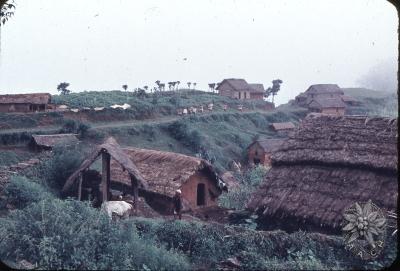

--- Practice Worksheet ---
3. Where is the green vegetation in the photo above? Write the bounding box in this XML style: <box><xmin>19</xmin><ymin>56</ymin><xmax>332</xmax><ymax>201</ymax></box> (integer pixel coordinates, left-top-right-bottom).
<box><xmin>0</xmin><ymin>198</ymin><xmax>190</xmax><ymax>270</ymax></box>
<box><xmin>219</xmin><ymin>165</ymin><xmax>268</xmax><ymax>210</ymax></box>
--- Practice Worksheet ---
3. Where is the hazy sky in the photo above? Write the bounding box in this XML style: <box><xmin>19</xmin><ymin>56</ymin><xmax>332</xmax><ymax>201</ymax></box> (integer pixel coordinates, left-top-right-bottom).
<box><xmin>0</xmin><ymin>0</ymin><xmax>397</xmax><ymax>105</ymax></box>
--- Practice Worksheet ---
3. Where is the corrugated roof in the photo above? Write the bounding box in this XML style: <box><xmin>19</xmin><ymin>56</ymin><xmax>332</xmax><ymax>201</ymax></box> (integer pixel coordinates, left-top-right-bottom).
<box><xmin>0</xmin><ymin>93</ymin><xmax>51</xmax><ymax>104</ymax></box>
<box><xmin>270</xmin><ymin>122</ymin><xmax>296</xmax><ymax>131</ymax></box>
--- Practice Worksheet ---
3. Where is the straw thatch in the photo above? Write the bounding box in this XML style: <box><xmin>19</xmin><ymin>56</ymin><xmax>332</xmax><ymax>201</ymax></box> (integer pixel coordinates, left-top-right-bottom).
<box><xmin>31</xmin><ymin>134</ymin><xmax>78</xmax><ymax>149</ymax></box>
<box><xmin>247</xmin><ymin>138</ymin><xmax>285</xmax><ymax>153</ymax></box>
<box><xmin>110</xmin><ymin>147</ymin><xmax>224</xmax><ymax>198</ymax></box>
<box><xmin>308</xmin><ymin>98</ymin><xmax>346</xmax><ymax>109</ymax></box>
<box><xmin>62</xmin><ymin>137</ymin><xmax>148</xmax><ymax>194</ymax></box>
<box><xmin>305</xmin><ymin>84</ymin><xmax>344</xmax><ymax>95</ymax></box>
<box><xmin>270</xmin><ymin>122</ymin><xmax>296</xmax><ymax>131</ymax></box>
<box><xmin>247</xmin><ymin>113</ymin><xmax>398</xmax><ymax>233</ymax></box>
<box><xmin>0</xmin><ymin>93</ymin><xmax>51</xmax><ymax>104</ymax></box>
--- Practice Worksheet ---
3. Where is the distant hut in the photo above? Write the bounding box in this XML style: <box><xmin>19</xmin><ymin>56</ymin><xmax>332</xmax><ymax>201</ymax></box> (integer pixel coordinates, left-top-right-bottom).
<box><xmin>0</xmin><ymin>93</ymin><xmax>51</xmax><ymax>113</ymax></box>
<box><xmin>270</xmin><ymin>122</ymin><xmax>296</xmax><ymax>136</ymax></box>
<box><xmin>307</xmin><ymin>98</ymin><xmax>346</xmax><ymax>115</ymax></box>
<box><xmin>341</xmin><ymin>95</ymin><xmax>361</xmax><ymax>106</ymax></box>
<box><xmin>110</xmin><ymin>148</ymin><xmax>227</xmax><ymax>215</ymax></box>
<box><xmin>30</xmin><ymin>134</ymin><xmax>79</xmax><ymax>151</ymax></box>
<box><xmin>247</xmin><ymin>138</ymin><xmax>285</xmax><ymax>166</ymax></box>
<box><xmin>217</xmin><ymin>79</ymin><xmax>265</xmax><ymax>100</ymax></box>
<box><xmin>62</xmin><ymin>137</ymin><xmax>148</xmax><ymax>210</ymax></box>
<box><xmin>247</xmin><ymin>114</ymin><xmax>398</xmax><ymax>234</ymax></box>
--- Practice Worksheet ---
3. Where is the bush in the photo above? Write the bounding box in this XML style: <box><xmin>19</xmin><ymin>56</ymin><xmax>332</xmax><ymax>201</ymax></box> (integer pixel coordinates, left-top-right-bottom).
<box><xmin>1</xmin><ymin>176</ymin><xmax>54</xmax><ymax>209</ymax></box>
<box><xmin>36</xmin><ymin>145</ymin><xmax>84</xmax><ymax>192</ymax></box>
<box><xmin>60</xmin><ymin>119</ymin><xmax>91</xmax><ymax>138</ymax></box>
<box><xmin>0</xmin><ymin>199</ymin><xmax>190</xmax><ymax>270</ymax></box>
<box><xmin>219</xmin><ymin>166</ymin><xmax>268</xmax><ymax>210</ymax></box>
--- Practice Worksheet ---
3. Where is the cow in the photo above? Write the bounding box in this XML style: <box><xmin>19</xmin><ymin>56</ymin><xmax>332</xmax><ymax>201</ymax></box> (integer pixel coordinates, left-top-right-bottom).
<box><xmin>101</xmin><ymin>200</ymin><xmax>134</xmax><ymax>220</ymax></box>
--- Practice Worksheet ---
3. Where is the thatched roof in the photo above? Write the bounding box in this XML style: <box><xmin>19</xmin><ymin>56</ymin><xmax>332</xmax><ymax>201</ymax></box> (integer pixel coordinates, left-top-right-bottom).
<box><xmin>110</xmin><ymin>147</ymin><xmax>225</xmax><ymax>198</ymax></box>
<box><xmin>308</xmin><ymin>98</ymin><xmax>346</xmax><ymax>109</ymax></box>
<box><xmin>247</xmin><ymin>114</ymin><xmax>398</xmax><ymax>232</ymax></box>
<box><xmin>249</xmin><ymin>83</ymin><xmax>265</xmax><ymax>93</ymax></box>
<box><xmin>0</xmin><ymin>93</ymin><xmax>51</xmax><ymax>104</ymax></box>
<box><xmin>305</xmin><ymin>84</ymin><xmax>344</xmax><ymax>95</ymax></box>
<box><xmin>31</xmin><ymin>134</ymin><xmax>78</xmax><ymax>148</ymax></box>
<box><xmin>341</xmin><ymin>95</ymin><xmax>358</xmax><ymax>103</ymax></box>
<box><xmin>270</xmin><ymin>122</ymin><xmax>296</xmax><ymax>131</ymax></box>
<box><xmin>248</xmin><ymin>139</ymin><xmax>285</xmax><ymax>153</ymax></box>
<box><xmin>62</xmin><ymin>137</ymin><xmax>148</xmax><ymax>194</ymax></box>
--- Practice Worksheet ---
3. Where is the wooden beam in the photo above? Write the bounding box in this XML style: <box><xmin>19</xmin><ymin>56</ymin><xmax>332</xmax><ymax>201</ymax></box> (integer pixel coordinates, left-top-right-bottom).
<box><xmin>131</xmin><ymin>177</ymin><xmax>138</xmax><ymax>214</ymax></box>
<box><xmin>101</xmin><ymin>151</ymin><xmax>111</xmax><ymax>203</ymax></box>
<box><xmin>78</xmin><ymin>174</ymin><xmax>82</xmax><ymax>201</ymax></box>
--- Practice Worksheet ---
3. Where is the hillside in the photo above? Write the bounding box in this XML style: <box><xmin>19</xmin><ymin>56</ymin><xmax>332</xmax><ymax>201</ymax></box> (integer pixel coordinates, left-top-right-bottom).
<box><xmin>0</xmin><ymin>90</ymin><xmax>307</xmax><ymax>172</ymax></box>
<box><xmin>342</xmin><ymin>87</ymin><xmax>398</xmax><ymax>117</ymax></box>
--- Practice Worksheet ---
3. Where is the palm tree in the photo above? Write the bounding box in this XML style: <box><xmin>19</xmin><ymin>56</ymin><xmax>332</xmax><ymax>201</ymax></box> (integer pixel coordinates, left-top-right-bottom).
<box><xmin>171</xmin><ymin>82</ymin><xmax>176</xmax><ymax>91</ymax></box>
<box><xmin>122</xmin><ymin>84</ymin><xmax>128</xmax><ymax>91</ymax></box>
<box><xmin>176</xmin><ymin>81</ymin><xmax>180</xmax><ymax>91</ymax></box>
<box><xmin>143</xmin><ymin>86</ymin><xmax>149</xmax><ymax>92</ymax></box>
<box><xmin>187</xmin><ymin>82</ymin><xmax>191</xmax><ymax>89</ymax></box>
<box><xmin>193</xmin><ymin>82</ymin><xmax>197</xmax><ymax>90</ymax></box>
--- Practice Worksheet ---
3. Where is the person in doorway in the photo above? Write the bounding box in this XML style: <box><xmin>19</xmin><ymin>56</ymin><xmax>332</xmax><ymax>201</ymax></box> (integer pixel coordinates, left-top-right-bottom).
<box><xmin>172</xmin><ymin>189</ymin><xmax>183</xmax><ymax>220</ymax></box>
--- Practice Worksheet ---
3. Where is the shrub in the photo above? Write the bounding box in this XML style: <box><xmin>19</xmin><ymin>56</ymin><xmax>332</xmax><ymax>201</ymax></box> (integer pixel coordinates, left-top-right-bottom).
<box><xmin>0</xmin><ymin>199</ymin><xmax>190</xmax><ymax>270</ymax></box>
<box><xmin>219</xmin><ymin>166</ymin><xmax>268</xmax><ymax>210</ymax></box>
<box><xmin>0</xmin><ymin>151</ymin><xmax>20</xmax><ymax>167</ymax></box>
<box><xmin>1</xmin><ymin>176</ymin><xmax>54</xmax><ymax>209</ymax></box>
<box><xmin>36</xmin><ymin>145</ymin><xmax>84</xmax><ymax>192</ymax></box>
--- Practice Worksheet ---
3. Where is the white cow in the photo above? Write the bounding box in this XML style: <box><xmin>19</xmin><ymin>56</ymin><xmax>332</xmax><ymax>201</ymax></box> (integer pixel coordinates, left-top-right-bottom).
<box><xmin>101</xmin><ymin>201</ymin><xmax>133</xmax><ymax>220</ymax></box>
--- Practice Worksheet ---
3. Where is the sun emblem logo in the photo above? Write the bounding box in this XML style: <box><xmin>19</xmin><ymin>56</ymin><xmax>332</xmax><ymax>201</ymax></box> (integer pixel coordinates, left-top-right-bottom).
<box><xmin>342</xmin><ymin>200</ymin><xmax>387</xmax><ymax>260</ymax></box>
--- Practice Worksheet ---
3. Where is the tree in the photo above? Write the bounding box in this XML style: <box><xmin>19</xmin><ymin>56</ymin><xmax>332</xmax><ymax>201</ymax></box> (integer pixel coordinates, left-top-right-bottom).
<box><xmin>57</xmin><ymin>82</ymin><xmax>71</xmax><ymax>95</ymax></box>
<box><xmin>122</xmin><ymin>84</ymin><xmax>128</xmax><ymax>91</ymax></box>
<box><xmin>264</xmin><ymin>87</ymin><xmax>272</xmax><ymax>101</ymax></box>
<box><xmin>0</xmin><ymin>0</ymin><xmax>15</xmax><ymax>25</ymax></box>
<box><xmin>208</xmin><ymin>83</ymin><xmax>216</xmax><ymax>93</ymax></box>
<box><xmin>187</xmin><ymin>82</ymin><xmax>191</xmax><ymax>89</ymax></box>
<box><xmin>268</xmin><ymin>79</ymin><xmax>283</xmax><ymax>104</ymax></box>
<box><xmin>143</xmin><ymin>85</ymin><xmax>148</xmax><ymax>92</ymax></box>
<box><xmin>193</xmin><ymin>82</ymin><xmax>197</xmax><ymax>90</ymax></box>
<box><xmin>176</xmin><ymin>81</ymin><xmax>180</xmax><ymax>91</ymax></box>
<box><xmin>168</xmin><ymin>82</ymin><xmax>173</xmax><ymax>91</ymax></box>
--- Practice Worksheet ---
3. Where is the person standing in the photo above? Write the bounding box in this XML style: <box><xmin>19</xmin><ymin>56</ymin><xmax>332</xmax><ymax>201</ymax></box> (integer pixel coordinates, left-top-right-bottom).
<box><xmin>172</xmin><ymin>189</ymin><xmax>183</xmax><ymax>220</ymax></box>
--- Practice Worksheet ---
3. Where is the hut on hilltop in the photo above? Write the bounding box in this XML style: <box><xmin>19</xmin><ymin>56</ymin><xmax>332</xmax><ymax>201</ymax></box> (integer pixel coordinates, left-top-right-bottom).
<box><xmin>110</xmin><ymin>148</ymin><xmax>227</xmax><ymax>214</ymax></box>
<box><xmin>247</xmin><ymin>113</ymin><xmax>398</xmax><ymax>234</ymax></box>
<box><xmin>30</xmin><ymin>134</ymin><xmax>79</xmax><ymax>151</ymax></box>
<box><xmin>0</xmin><ymin>93</ymin><xmax>51</xmax><ymax>113</ymax></box>
<box><xmin>62</xmin><ymin>137</ymin><xmax>148</xmax><ymax>210</ymax></box>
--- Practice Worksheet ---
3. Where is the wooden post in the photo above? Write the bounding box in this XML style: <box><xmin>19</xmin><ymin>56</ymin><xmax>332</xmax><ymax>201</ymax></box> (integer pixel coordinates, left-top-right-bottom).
<box><xmin>101</xmin><ymin>151</ymin><xmax>111</xmax><ymax>203</ymax></box>
<box><xmin>78</xmin><ymin>174</ymin><xmax>83</xmax><ymax>201</ymax></box>
<box><xmin>131</xmin><ymin>177</ymin><xmax>138</xmax><ymax>214</ymax></box>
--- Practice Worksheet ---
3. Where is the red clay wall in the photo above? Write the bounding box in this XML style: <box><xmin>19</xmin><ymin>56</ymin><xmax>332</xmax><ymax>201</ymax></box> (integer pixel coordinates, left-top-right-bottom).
<box><xmin>180</xmin><ymin>171</ymin><xmax>221</xmax><ymax>209</ymax></box>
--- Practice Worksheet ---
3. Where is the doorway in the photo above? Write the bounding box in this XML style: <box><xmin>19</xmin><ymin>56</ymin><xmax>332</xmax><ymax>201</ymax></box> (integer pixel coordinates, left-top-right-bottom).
<box><xmin>197</xmin><ymin>183</ymin><xmax>206</xmax><ymax>206</ymax></box>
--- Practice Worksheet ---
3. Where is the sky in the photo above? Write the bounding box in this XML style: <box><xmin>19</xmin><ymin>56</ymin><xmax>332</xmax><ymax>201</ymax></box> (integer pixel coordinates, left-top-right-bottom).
<box><xmin>0</xmin><ymin>0</ymin><xmax>397</xmax><ymax>105</ymax></box>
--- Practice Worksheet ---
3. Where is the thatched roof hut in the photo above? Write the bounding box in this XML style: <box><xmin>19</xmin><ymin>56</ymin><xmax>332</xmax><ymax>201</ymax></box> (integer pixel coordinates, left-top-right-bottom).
<box><xmin>247</xmin><ymin>113</ymin><xmax>398</xmax><ymax>233</ymax></box>
<box><xmin>0</xmin><ymin>93</ymin><xmax>51</xmax><ymax>104</ymax></box>
<box><xmin>30</xmin><ymin>134</ymin><xmax>78</xmax><ymax>150</ymax></box>
<box><xmin>110</xmin><ymin>147</ymin><xmax>225</xmax><ymax>198</ymax></box>
<box><xmin>270</xmin><ymin>122</ymin><xmax>296</xmax><ymax>131</ymax></box>
<box><xmin>62</xmin><ymin>137</ymin><xmax>148</xmax><ymax>195</ymax></box>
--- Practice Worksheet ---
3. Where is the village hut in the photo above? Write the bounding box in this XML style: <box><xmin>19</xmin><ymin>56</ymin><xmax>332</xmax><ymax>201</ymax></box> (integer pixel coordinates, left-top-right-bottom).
<box><xmin>270</xmin><ymin>122</ymin><xmax>296</xmax><ymax>136</ymax></box>
<box><xmin>341</xmin><ymin>95</ymin><xmax>361</xmax><ymax>106</ymax></box>
<box><xmin>62</xmin><ymin>137</ymin><xmax>148</xmax><ymax>210</ymax></box>
<box><xmin>30</xmin><ymin>134</ymin><xmax>79</xmax><ymax>151</ymax></box>
<box><xmin>247</xmin><ymin>138</ymin><xmax>285</xmax><ymax>166</ymax></box>
<box><xmin>110</xmin><ymin>148</ymin><xmax>227</xmax><ymax>215</ymax></box>
<box><xmin>247</xmin><ymin>113</ymin><xmax>398</xmax><ymax>234</ymax></box>
<box><xmin>0</xmin><ymin>93</ymin><xmax>51</xmax><ymax>113</ymax></box>
<box><xmin>216</xmin><ymin>78</ymin><xmax>265</xmax><ymax>100</ymax></box>
<box><xmin>307</xmin><ymin>98</ymin><xmax>346</xmax><ymax>115</ymax></box>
